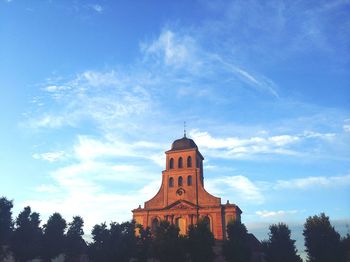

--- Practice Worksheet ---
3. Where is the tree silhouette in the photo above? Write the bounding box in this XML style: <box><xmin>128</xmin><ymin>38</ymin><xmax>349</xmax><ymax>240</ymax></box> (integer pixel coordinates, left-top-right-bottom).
<box><xmin>152</xmin><ymin>220</ymin><xmax>186</xmax><ymax>262</ymax></box>
<box><xmin>135</xmin><ymin>225</ymin><xmax>152</xmax><ymax>262</ymax></box>
<box><xmin>88</xmin><ymin>222</ymin><xmax>110</xmax><ymax>262</ymax></box>
<box><xmin>110</xmin><ymin>221</ymin><xmax>136</xmax><ymax>262</ymax></box>
<box><xmin>187</xmin><ymin>218</ymin><xmax>215</xmax><ymax>262</ymax></box>
<box><xmin>0</xmin><ymin>197</ymin><xmax>13</xmax><ymax>260</ymax></box>
<box><xmin>88</xmin><ymin>221</ymin><xmax>136</xmax><ymax>262</ymax></box>
<box><xmin>42</xmin><ymin>212</ymin><xmax>67</xmax><ymax>262</ymax></box>
<box><xmin>65</xmin><ymin>216</ymin><xmax>86</xmax><ymax>262</ymax></box>
<box><xmin>11</xmin><ymin>206</ymin><xmax>42</xmax><ymax>262</ymax></box>
<box><xmin>262</xmin><ymin>223</ymin><xmax>302</xmax><ymax>262</ymax></box>
<box><xmin>223</xmin><ymin>220</ymin><xmax>252</xmax><ymax>262</ymax></box>
<box><xmin>341</xmin><ymin>233</ymin><xmax>350</xmax><ymax>262</ymax></box>
<box><xmin>303</xmin><ymin>213</ymin><xmax>342</xmax><ymax>262</ymax></box>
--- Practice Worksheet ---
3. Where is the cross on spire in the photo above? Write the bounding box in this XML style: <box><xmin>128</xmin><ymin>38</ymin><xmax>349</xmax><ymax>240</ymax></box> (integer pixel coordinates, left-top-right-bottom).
<box><xmin>184</xmin><ymin>121</ymin><xmax>186</xmax><ymax>137</ymax></box>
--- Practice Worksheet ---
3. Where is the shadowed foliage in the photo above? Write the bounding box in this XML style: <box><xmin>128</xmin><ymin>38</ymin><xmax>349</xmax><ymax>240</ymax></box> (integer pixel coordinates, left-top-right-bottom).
<box><xmin>223</xmin><ymin>220</ymin><xmax>252</xmax><ymax>262</ymax></box>
<box><xmin>0</xmin><ymin>197</ymin><xmax>13</xmax><ymax>260</ymax></box>
<box><xmin>303</xmin><ymin>213</ymin><xmax>343</xmax><ymax>262</ymax></box>
<box><xmin>341</xmin><ymin>233</ymin><xmax>350</xmax><ymax>262</ymax></box>
<box><xmin>262</xmin><ymin>223</ymin><xmax>302</xmax><ymax>262</ymax></box>
<box><xmin>42</xmin><ymin>212</ymin><xmax>67</xmax><ymax>262</ymax></box>
<box><xmin>187</xmin><ymin>218</ymin><xmax>215</xmax><ymax>262</ymax></box>
<box><xmin>11</xmin><ymin>206</ymin><xmax>42</xmax><ymax>262</ymax></box>
<box><xmin>65</xmin><ymin>216</ymin><xmax>87</xmax><ymax>262</ymax></box>
<box><xmin>152</xmin><ymin>220</ymin><xmax>186</xmax><ymax>262</ymax></box>
<box><xmin>88</xmin><ymin>221</ymin><xmax>136</xmax><ymax>262</ymax></box>
<box><xmin>135</xmin><ymin>224</ymin><xmax>153</xmax><ymax>262</ymax></box>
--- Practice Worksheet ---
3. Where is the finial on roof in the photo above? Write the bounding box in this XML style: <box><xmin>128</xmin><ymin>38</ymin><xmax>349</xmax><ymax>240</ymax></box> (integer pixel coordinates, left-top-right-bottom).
<box><xmin>184</xmin><ymin>121</ymin><xmax>186</xmax><ymax>137</ymax></box>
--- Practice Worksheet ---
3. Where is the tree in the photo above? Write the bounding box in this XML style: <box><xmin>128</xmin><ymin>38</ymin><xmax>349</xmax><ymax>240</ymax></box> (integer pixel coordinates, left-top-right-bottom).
<box><xmin>223</xmin><ymin>220</ymin><xmax>252</xmax><ymax>262</ymax></box>
<box><xmin>135</xmin><ymin>225</ymin><xmax>152</xmax><ymax>262</ymax></box>
<box><xmin>110</xmin><ymin>221</ymin><xmax>136</xmax><ymax>262</ymax></box>
<box><xmin>0</xmin><ymin>197</ymin><xmax>14</xmax><ymax>260</ymax></box>
<box><xmin>65</xmin><ymin>216</ymin><xmax>86</xmax><ymax>262</ymax></box>
<box><xmin>42</xmin><ymin>212</ymin><xmax>67</xmax><ymax>262</ymax></box>
<box><xmin>187</xmin><ymin>218</ymin><xmax>215</xmax><ymax>262</ymax></box>
<box><xmin>262</xmin><ymin>223</ymin><xmax>302</xmax><ymax>262</ymax></box>
<box><xmin>152</xmin><ymin>220</ymin><xmax>186</xmax><ymax>262</ymax></box>
<box><xmin>11</xmin><ymin>206</ymin><xmax>42</xmax><ymax>262</ymax></box>
<box><xmin>303</xmin><ymin>213</ymin><xmax>342</xmax><ymax>262</ymax></box>
<box><xmin>88</xmin><ymin>222</ymin><xmax>110</xmax><ymax>262</ymax></box>
<box><xmin>341</xmin><ymin>233</ymin><xmax>350</xmax><ymax>262</ymax></box>
<box><xmin>88</xmin><ymin>221</ymin><xmax>136</xmax><ymax>262</ymax></box>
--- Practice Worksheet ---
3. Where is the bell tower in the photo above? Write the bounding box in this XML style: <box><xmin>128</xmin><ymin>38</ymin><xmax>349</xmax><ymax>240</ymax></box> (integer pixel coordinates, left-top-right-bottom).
<box><xmin>132</xmin><ymin>135</ymin><xmax>242</xmax><ymax>240</ymax></box>
<box><xmin>163</xmin><ymin>135</ymin><xmax>204</xmax><ymax>206</ymax></box>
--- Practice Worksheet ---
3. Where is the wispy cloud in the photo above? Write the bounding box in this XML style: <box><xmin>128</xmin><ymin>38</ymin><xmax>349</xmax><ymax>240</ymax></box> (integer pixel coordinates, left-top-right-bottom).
<box><xmin>189</xmin><ymin>129</ymin><xmax>336</xmax><ymax>159</ymax></box>
<box><xmin>89</xmin><ymin>4</ymin><xmax>103</xmax><ymax>13</ymax></box>
<box><xmin>142</xmin><ymin>30</ymin><xmax>198</xmax><ymax>69</ymax></box>
<box><xmin>211</xmin><ymin>54</ymin><xmax>279</xmax><ymax>97</ymax></box>
<box><xmin>275</xmin><ymin>174</ymin><xmax>350</xmax><ymax>190</ymax></box>
<box><xmin>343</xmin><ymin>119</ymin><xmax>350</xmax><ymax>133</ymax></box>
<box><xmin>32</xmin><ymin>151</ymin><xmax>66</xmax><ymax>162</ymax></box>
<box><xmin>256</xmin><ymin>209</ymin><xmax>299</xmax><ymax>219</ymax></box>
<box><xmin>206</xmin><ymin>175</ymin><xmax>265</xmax><ymax>204</ymax></box>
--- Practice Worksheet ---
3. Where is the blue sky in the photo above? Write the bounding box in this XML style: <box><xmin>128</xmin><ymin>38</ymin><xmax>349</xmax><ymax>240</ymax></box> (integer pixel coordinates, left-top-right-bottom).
<box><xmin>1</xmin><ymin>0</ymin><xmax>350</xmax><ymax>257</ymax></box>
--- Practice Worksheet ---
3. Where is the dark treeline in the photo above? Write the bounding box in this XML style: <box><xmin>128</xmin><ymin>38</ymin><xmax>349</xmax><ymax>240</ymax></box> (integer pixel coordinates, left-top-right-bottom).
<box><xmin>0</xmin><ymin>196</ymin><xmax>349</xmax><ymax>262</ymax></box>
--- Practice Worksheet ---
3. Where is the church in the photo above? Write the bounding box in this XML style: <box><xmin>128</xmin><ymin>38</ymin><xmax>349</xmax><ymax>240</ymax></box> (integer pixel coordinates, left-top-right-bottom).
<box><xmin>132</xmin><ymin>134</ymin><xmax>242</xmax><ymax>240</ymax></box>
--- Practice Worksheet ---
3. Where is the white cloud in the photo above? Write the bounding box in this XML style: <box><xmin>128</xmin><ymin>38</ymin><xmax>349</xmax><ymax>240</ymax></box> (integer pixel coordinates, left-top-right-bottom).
<box><xmin>206</xmin><ymin>175</ymin><xmax>264</xmax><ymax>204</ymax></box>
<box><xmin>302</xmin><ymin>130</ymin><xmax>335</xmax><ymax>139</ymax></box>
<box><xmin>211</xmin><ymin>54</ymin><xmax>279</xmax><ymax>97</ymax></box>
<box><xmin>45</xmin><ymin>85</ymin><xmax>71</xmax><ymax>92</ymax></box>
<box><xmin>188</xmin><ymin>129</ymin><xmax>340</xmax><ymax>159</ymax></box>
<box><xmin>344</xmin><ymin>124</ymin><xmax>350</xmax><ymax>133</ymax></box>
<box><xmin>35</xmin><ymin>184</ymin><xmax>60</xmax><ymax>193</ymax></box>
<box><xmin>189</xmin><ymin>129</ymin><xmax>300</xmax><ymax>159</ymax></box>
<box><xmin>275</xmin><ymin>174</ymin><xmax>350</xmax><ymax>190</ymax></box>
<box><xmin>29</xmin><ymin>115</ymin><xmax>67</xmax><ymax>128</ymax></box>
<box><xmin>256</xmin><ymin>209</ymin><xmax>299</xmax><ymax>219</ymax></box>
<box><xmin>32</xmin><ymin>151</ymin><xmax>66</xmax><ymax>162</ymax></box>
<box><xmin>90</xmin><ymin>4</ymin><xmax>103</xmax><ymax>13</ymax></box>
<box><xmin>73</xmin><ymin>135</ymin><xmax>164</xmax><ymax>166</ymax></box>
<box><xmin>343</xmin><ymin>120</ymin><xmax>350</xmax><ymax>133</ymax></box>
<box><xmin>27</xmin><ymin>69</ymin><xmax>154</xmax><ymax>130</ymax></box>
<box><xmin>142</xmin><ymin>30</ymin><xmax>197</xmax><ymax>68</ymax></box>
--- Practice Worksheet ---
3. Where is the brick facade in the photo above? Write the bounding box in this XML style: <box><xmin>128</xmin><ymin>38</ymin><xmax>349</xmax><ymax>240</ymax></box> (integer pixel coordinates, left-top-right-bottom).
<box><xmin>132</xmin><ymin>136</ymin><xmax>242</xmax><ymax>240</ymax></box>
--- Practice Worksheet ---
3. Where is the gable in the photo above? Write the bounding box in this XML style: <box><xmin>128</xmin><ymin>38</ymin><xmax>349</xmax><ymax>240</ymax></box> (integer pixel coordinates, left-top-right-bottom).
<box><xmin>166</xmin><ymin>200</ymin><xmax>198</xmax><ymax>210</ymax></box>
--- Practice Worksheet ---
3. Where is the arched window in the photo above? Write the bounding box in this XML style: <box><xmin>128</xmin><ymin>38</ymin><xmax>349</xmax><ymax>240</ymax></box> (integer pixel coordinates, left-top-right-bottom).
<box><xmin>169</xmin><ymin>158</ymin><xmax>174</xmax><ymax>169</ymax></box>
<box><xmin>169</xmin><ymin>177</ymin><xmax>174</xmax><ymax>187</ymax></box>
<box><xmin>187</xmin><ymin>175</ymin><xmax>192</xmax><ymax>186</ymax></box>
<box><xmin>151</xmin><ymin>218</ymin><xmax>159</xmax><ymax>232</ymax></box>
<box><xmin>187</xmin><ymin>156</ymin><xmax>192</xmax><ymax>167</ymax></box>
<box><xmin>203</xmin><ymin>216</ymin><xmax>211</xmax><ymax>232</ymax></box>
<box><xmin>178</xmin><ymin>157</ymin><xmax>183</xmax><ymax>168</ymax></box>
<box><xmin>178</xmin><ymin>176</ymin><xmax>183</xmax><ymax>186</ymax></box>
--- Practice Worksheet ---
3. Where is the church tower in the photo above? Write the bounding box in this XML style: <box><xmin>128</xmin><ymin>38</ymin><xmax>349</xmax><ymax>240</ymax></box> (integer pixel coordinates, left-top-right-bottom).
<box><xmin>132</xmin><ymin>135</ymin><xmax>242</xmax><ymax>239</ymax></box>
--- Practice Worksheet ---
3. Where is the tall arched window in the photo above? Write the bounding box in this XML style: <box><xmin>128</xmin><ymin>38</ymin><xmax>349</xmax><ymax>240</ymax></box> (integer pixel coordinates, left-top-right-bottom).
<box><xmin>169</xmin><ymin>158</ymin><xmax>174</xmax><ymax>169</ymax></box>
<box><xmin>196</xmin><ymin>158</ymin><xmax>200</xmax><ymax>168</ymax></box>
<box><xmin>178</xmin><ymin>157</ymin><xmax>183</xmax><ymax>168</ymax></box>
<box><xmin>203</xmin><ymin>216</ymin><xmax>211</xmax><ymax>232</ymax></box>
<box><xmin>178</xmin><ymin>176</ymin><xmax>183</xmax><ymax>186</ymax></box>
<box><xmin>187</xmin><ymin>156</ymin><xmax>192</xmax><ymax>167</ymax></box>
<box><xmin>169</xmin><ymin>177</ymin><xmax>174</xmax><ymax>187</ymax></box>
<box><xmin>187</xmin><ymin>175</ymin><xmax>192</xmax><ymax>186</ymax></box>
<box><xmin>151</xmin><ymin>218</ymin><xmax>159</xmax><ymax>232</ymax></box>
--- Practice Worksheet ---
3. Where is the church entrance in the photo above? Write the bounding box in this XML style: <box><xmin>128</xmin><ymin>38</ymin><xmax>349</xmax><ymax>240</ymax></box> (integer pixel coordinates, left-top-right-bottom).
<box><xmin>176</xmin><ymin>217</ymin><xmax>186</xmax><ymax>235</ymax></box>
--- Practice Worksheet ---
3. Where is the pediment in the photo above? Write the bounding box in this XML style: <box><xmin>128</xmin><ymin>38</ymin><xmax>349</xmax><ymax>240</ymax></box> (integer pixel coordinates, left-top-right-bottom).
<box><xmin>166</xmin><ymin>200</ymin><xmax>198</xmax><ymax>210</ymax></box>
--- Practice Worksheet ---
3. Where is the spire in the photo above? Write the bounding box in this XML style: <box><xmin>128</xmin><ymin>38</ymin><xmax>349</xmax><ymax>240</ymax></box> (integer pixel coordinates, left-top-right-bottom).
<box><xmin>184</xmin><ymin>121</ymin><xmax>186</xmax><ymax>137</ymax></box>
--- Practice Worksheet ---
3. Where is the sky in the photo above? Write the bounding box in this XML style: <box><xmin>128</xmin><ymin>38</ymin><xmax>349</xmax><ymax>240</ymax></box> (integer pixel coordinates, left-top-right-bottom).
<box><xmin>1</xmin><ymin>0</ymin><xmax>350</xmax><ymax>257</ymax></box>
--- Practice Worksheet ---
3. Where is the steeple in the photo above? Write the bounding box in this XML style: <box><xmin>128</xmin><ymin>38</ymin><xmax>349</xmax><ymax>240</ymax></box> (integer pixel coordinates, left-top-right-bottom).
<box><xmin>184</xmin><ymin>121</ymin><xmax>186</xmax><ymax>138</ymax></box>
